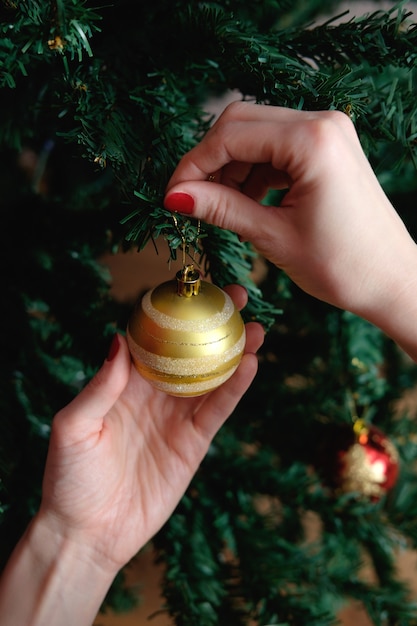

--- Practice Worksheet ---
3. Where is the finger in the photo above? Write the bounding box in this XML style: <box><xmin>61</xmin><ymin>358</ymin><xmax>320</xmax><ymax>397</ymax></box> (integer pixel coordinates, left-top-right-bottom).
<box><xmin>166</xmin><ymin>180</ymin><xmax>279</xmax><ymax>246</ymax></box>
<box><xmin>165</xmin><ymin>103</ymin><xmax>356</xmax><ymax>194</ymax></box>
<box><xmin>222</xmin><ymin>283</ymin><xmax>248</xmax><ymax>310</ymax></box>
<box><xmin>193</xmin><ymin>352</ymin><xmax>259</xmax><ymax>440</ymax></box>
<box><xmin>244</xmin><ymin>321</ymin><xmax>265</xmax><ymax>354</ymax></box>
<box><xmin>165</xmin><ymin>102</ymin><xmax>322</xmax><ymax>189</ymax></box>
<box><xmin>166</xmin><ymin>119</ymin><xmax>294</xmax><ymax>188</ymax></box>
<box><xmin>214</xmin><ymin>100</ymin><xmax>318</xmax><ymax>125</ymax></box>
<box><xmin>53</xmin><ymin>334</ymin><xmax>131</xmax><ymax>439</ymax></box>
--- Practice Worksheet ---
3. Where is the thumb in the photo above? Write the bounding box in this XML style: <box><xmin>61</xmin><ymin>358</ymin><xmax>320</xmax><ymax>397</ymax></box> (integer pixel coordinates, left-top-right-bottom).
<box><xmin>53</xmin><ymin>334</ymin><xmax>131</xmax><ymax>438</ymax></box>
<box><xmin>164</xmin><ymin>181</ymin><xmax>274</xmax><ymax>244</ymax></box>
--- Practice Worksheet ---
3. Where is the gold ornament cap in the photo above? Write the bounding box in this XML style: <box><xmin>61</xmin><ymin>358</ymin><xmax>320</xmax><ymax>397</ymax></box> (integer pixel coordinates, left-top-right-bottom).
<box><xmin>176</xmin><ymin>264</ymin><xmax>201</xmax><ymax>297</ymax></box>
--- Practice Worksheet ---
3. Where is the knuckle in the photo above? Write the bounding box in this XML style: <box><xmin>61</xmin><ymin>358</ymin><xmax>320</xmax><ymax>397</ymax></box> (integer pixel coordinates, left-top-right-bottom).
<box><xmin>304</xmin><ymin>111</ymin><xmax>356</xmax><ymax>158</ymax></box>
<box><xmin>218</xmin><ymin>100</ymin><xmax>250</xmax><ymax>122</ymax></box>
<box><xmin>206</xmin><ymin>117</ymin><xmax>239</xmax><ymax>163</ymax></box>
<box><xmin>325</xmin><ymin>108</ymin><xmax>356</xmax><ymax>133</ymax></box>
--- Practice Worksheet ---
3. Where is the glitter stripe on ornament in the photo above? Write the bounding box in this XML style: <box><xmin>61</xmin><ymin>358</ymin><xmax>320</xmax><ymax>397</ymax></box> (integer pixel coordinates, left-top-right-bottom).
<box><xmin>132</xmin><ymin>317</ymin><xmax>244</xmax><ymax>358</ymax></box>
<box><xmin>129</xmin><ymin>328</ymin><xmax>246</xmax><ymax>376</ymax></box>
<box><xmin>144</xmin><ymin>365</ymin><xmax>241</xmax><ymax>396</ymax></box>
<box><xmin>141</xmin><ymin>287</ymin><xmax>234</xmax><ymax>331</ymax></box>
<box><xmin>129</xmin><ymin>335</ymin><xmax>244</xmax><ymax>397</ymax></box>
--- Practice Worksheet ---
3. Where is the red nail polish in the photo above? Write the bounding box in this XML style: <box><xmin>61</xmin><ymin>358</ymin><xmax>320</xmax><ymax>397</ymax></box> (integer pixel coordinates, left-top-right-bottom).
<box><xmin>107</xmin><ymin>334</ymin><xmax>120</xmax><ymax>361</ymax></box>
<box><xmin>164</xmin><ymin>192</ymin><xmax>195</xmax><ymax>214</ymax></box>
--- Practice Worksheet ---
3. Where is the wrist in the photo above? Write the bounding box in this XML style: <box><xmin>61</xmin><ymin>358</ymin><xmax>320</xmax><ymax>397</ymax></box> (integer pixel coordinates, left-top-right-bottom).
<box><xmin>0</xmin><ymin>512</ymin><xmax>117</xmax><ymax>626</ymax></box>
<box><xmin>353</xmin><ymin>238</ymin><xmax>417</xmax><ymax>362</ymax></box>
<box><xmin>34</xmin><ymin>508</ymin><xmax>121</xmax><ymax>578</ymax></box>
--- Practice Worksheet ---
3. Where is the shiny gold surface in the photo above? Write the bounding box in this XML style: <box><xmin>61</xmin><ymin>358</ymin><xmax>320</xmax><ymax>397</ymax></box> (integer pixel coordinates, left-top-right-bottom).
<box><xmin>176</xmin><ymin>265</ymin><xmax>201</xmax><ymax>297</ymax></box>
<box><xmin>127</xmin><ymin>277</ymin><xmax>245</xmax><ymax>397</ymax></box>
<box><xmin>150</xmin><ymin>279</ymin><xmax>227</xmax><ymax>319</ymax></box>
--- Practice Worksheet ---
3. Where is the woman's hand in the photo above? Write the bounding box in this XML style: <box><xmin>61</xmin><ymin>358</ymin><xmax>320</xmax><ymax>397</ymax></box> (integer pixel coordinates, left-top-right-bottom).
<box><xmin>38</xmin><ymin>285</ymin><xmax>263</xmax><ymax>572</ymax></box>
<box><xmin>0</xmin><ymin>285</ymin><xmax>263</xmax><ymax>626</ymax></box>
<box><xmin>164</xmin><ymin>101</ymin><xmax>417</xmax><ymax>359</ymax></box>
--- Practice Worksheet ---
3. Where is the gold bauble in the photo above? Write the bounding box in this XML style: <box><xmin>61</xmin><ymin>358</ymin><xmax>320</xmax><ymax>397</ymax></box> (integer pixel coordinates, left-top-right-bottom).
<box><xmin>126</xmin><ymin>265</ymin><xmax>246</xmax><ymax>397</ymax></box>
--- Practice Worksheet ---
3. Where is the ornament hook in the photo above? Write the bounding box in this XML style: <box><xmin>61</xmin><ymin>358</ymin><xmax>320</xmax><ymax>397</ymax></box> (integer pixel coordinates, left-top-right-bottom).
<box><xmin>171</xmin><ymin>214</ymin><xmax>202</xmax><ymax>269</ymax></box>
<box><xmin>171</xmin><ymin>214</ymin><xmax>202</xmax><ymax>295</ymax></box>
<box><xmin>171</xmin><ymin>213</ymin><xmax>187</xmax><ymax>267</ymax></box>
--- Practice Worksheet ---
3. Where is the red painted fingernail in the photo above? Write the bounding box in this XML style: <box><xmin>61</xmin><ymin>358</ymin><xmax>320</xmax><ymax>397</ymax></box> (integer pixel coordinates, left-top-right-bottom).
<box><xmin>106</xmin><ymin>334</ymin><xmax>120</xmax><ymax>361</ymax></box>
<box><xmin>164</xmin><ymin>192</ymin><xmax>195</xmax><ymax>214</ymax></box>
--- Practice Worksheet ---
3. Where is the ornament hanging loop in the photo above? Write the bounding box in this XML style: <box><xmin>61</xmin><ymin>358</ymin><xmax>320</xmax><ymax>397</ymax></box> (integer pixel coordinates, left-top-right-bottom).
<box><xmin>171</xmin><ymin>214</ymin><xmax>202</xmax><ymax>295</ymax></box>
<box><xmin>171</xmin><ymin>213</ymin><xmax>202</xmax><ymax>269</ymax></box>
<box><xmin>171</xmin><ymin>213</ymin><xmax>187</xmax><ymax>267</ymax></box>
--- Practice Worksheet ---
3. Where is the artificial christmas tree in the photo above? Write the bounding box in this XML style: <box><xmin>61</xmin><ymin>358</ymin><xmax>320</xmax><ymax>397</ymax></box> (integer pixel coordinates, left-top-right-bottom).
<box><xmin>2</xmin><ymin>1</ymin><xmax>417</xmax><ymax>624</ymax></box>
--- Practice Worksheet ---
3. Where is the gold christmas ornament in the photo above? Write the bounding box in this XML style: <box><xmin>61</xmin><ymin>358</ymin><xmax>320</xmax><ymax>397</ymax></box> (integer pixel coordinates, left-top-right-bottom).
<box><xmin>126</xmin><ymin>264</ymin><xmax>246</xmax><ymax>397</ymax></box>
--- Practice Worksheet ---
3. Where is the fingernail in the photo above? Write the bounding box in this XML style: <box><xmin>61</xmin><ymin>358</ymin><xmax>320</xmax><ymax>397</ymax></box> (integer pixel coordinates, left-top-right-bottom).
<box><xmin>106</xmin><ymin>334</ymin><xmax>120</xmax><ymax>362</ymax></box>
<box><xmin>164</xmin><ymin>192</ymin><xmax>195</xmax><ymax>214</ymax></box>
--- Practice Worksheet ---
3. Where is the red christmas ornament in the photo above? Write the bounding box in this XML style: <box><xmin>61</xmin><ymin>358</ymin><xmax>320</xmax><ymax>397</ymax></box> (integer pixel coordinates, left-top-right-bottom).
<box><xmin>336</xmin><ymin>419</ymin><xmax>399</xmax><ymax>500</ymax></box>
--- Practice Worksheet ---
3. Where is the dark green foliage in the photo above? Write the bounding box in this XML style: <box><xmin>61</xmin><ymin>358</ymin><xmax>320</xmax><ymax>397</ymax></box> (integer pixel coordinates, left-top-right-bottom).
<box><xmin>2</xmin><ymin>0</ymin><xmax>417</xmax><ymax>624</ymax></box>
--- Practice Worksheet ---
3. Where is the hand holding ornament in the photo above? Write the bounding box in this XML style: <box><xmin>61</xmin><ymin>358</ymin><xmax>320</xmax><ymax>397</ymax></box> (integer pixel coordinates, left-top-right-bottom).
<box><xmin>164</xmin><ymin>101</ymin><xmax>417</xmax><ymax>362</ymax></box>
<box><xmin>0</xmin><ymin>286</ymin><xmax>264</xmax><ymax>626</ymax></box>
